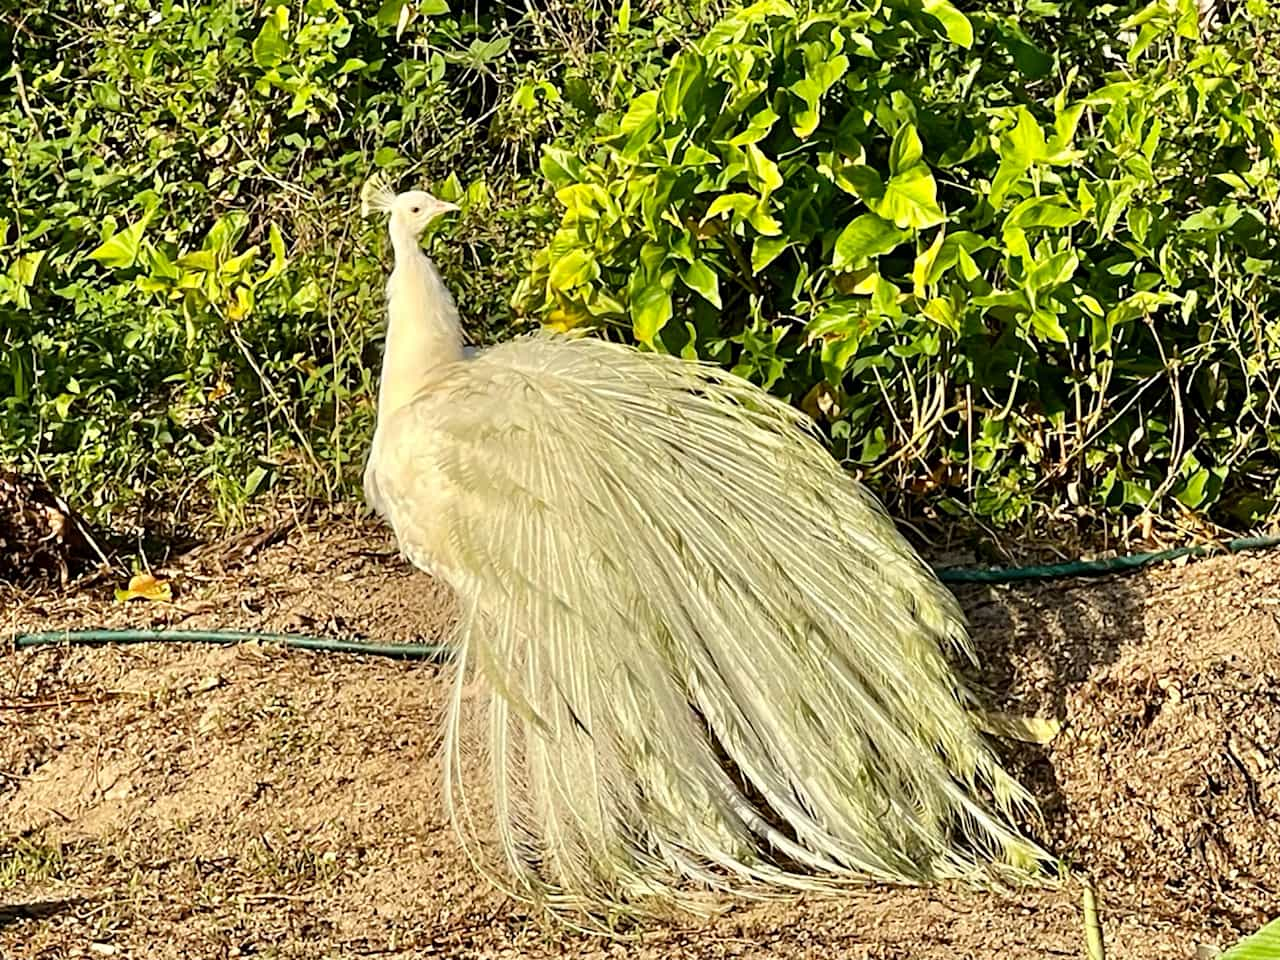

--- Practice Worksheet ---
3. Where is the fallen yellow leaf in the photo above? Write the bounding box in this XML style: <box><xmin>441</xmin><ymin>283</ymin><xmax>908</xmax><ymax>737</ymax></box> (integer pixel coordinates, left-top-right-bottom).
<box><xmin>971</xmin><ymin>710</ymin><xmax>1062</xmax><ymax>744</ymax></box>
<box><xmin>114</xmin><ymin>572</ymin><xmax>173</xmax><ymax>603</ymax></box>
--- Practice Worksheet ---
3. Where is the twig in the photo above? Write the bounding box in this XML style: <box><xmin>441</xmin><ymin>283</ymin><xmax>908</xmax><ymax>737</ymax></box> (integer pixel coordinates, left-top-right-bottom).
<box><xmin>10</xmin><ymin>29</ymin><xmax>45</xmax><ymax>143</ymax></box>
<box><xmin>224</xmin><ymin>129</ymin><xmax>316</xmax><ymax>201</ymax></box>
<box><xmin>720</xmin><ymin>231</ymin><xmax>763</xmax><ymax>296</ymax></box>
<box><xmin>225</xmin><ymin>323</ymin><xmax>323</xmax><ymax>475</ymax></box>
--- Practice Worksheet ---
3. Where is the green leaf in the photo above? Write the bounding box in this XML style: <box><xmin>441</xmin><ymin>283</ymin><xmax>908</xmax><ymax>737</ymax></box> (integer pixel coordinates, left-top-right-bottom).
<box><xmin>631</xmin><ymin>282</ymin><xmax>673</xmax><ymax>345</ymax></box>
<box><xmin>221</xmin><ymin>245</ymin><xmax>259</xmax><ymax>277</ymax></box>
<box><xmin>1004</xmin><ymin>196</ymin><xmax>1083</xmax><ymax>231</ymax></box>
<box><xmin>922</xmin><ymin>296</ymin><xmax>959</xmax><ymax>332</ymax></box>
<box><xmin>833</xmin><ymin>214</ymin><xmax>909</xmax><ymax>268</ymax></box>
<box><xmin>374</xmin><ymin>0</ymin><xmax>405</xmax><ymax>25</ymax></box>
<box><xmin>1001</xmin><ymin>32</ymin><xmax>1053</xmax><ymax>78</ymax></box>
<box><xmin>1180</xmin><ymin>204</ymin><xmax>1243</xmax><ymax>234</ymax></box>
<box><xmin>205</xmin><ymin>212</ymin><xmax>248</xmax><ymax>255</ymax></box>
<box><xmin>1004</xmin><ymin>108</ymin><xmax>1048</xmax><ymax>167</ymax></box>
<box><xmin>436</xmin><ymin>172</ymin><xmax>464</xmax><ymax>203</ymax></box>
<box><xmin>618</xmin><ymin>91</ymin><xmax>660</xmax><ymax>139</ymax></box>
<box><xmin>703</xmin><ymin>193</ymin><xmax>781</xmax><ymax>235</ymax></box>
<box><xmin>1219</xmin><ymin>916</ymin><xmax>1280</xmax><ymax>960</ymax></box>
<box><xmin>1027</xmin><ymin>249</ymin><xmax>1079</xmax><ymax>291</ymax></box>
<box><xmin>751</xmin><ymin>236</ymin><xmax>789</xmax><ymax>273</ymax></box>
<box><xmin>1175</xmin><ymin>463</ymin><xmax>1226</xmax><ymax>510</ymax></box>
<box><xmin>176</xmin><ymin>250</ymin><xmax>217</xmax><ymax>273</ymax></box>
<box><xmin>704</xmin><ymin>193</ymin><xmax>758</xmax><ymax>222</ymax></box>
<box><xmin>253</xmin><ymin>5</ymin><xmax>289</xmax><ymax>69</ymax></box>
<box><xmin>549</xmin><ymin>249</ymin><xmax>596</xmax><ymax>290</ymax></box>
<box><xmin>245</xmin><ymin>466</ymin><xmax>270</xmax><ymax>499</ymax></box>
<box><xmin>747</xmin><ymin>204</ymin><xmax>783</xmax><ymax>236</ymax></box>
<box><xmin>876</xmin><ymin>165</ymin><xmax>946</xmax><ymax>229</ymax></box>
<box><xmin>681</xmin><ymin>144</ymin><xmax>719</xmax><ymax>167</ymax></box>
<box><xmin>991</xmin><ymin>107</ymin><xmax>1048</xmax><ymax>206</ymax></box>
<box><xmin>660</xmin><ymin>52</ymin><xmax>705</xmax><ymax>120</ymax></box>
<box><xmin>912</xmin><ymin>228</ymin><xmax>947</xmax><ymax>296</ymax></box>
<box><xmin>743</xmin><ymin>144</ymin><xmax>783</xmax><ymax>196</ymax></box>
<box><xmin>263</xmin><ymin>224</ymin><xmax>287</xmax><ymax>282</ymax></box>
<box><xmin>53</xmin><ymin>393</ymin><xmax>76</xmax><ymax>419</ymax></box>
<box><xmin>789</xmin><ymin>54</ymin><xmax>849</xmax><ymax>138</ymax></box>
<box><xmin>540</xmin><ymin>147</ymin><xmax>583</xmax><ymax>188</ymax></box>
<box><xmin>741</xmin><ymin>0</ymin><xmax>797</xmax><ymax>17</ymax></box>
<box><xmin>88</xmin><ymin>210</ymin><xmax>156</xmax><ymax>270</ymax></box>
<box><xmin>1029</xmin><ymin>308</ymin><xmax>1068</xmax><ymax>342</ymax></box>
<box><xmin>9</xmin><ymin>250</ymin><xmax>45</xmax><ymax>286</ymax></box>
<box><xmin>729</xmin><ymin>107</ymin><xmax>780</xmax><ymax>146</ymax></box>
<box><xmin>1105</xmin><ymin>290</ymin><xmax>1179</xmax><ymax>327</ymax></box>
<box><xmin>888</xmin><ymin>123</ymin><xmax>925</xmax><ymax>176</ymax></box>
<box><xmin>921</xmin><ymin>0</ymin><xmax>974</xmax><ymax>47</ymax></box>
<box><xmin>1076</xmin><ymin>292</ymin><xmax>1104</xmax><ymax>317</ymax></box>
<box><xmin>1050</xmin><ymin>101</ymin><xmax>1085</xmax><ymax>159</ymax></box>
<box><xmin>843</xmin><ymin>165</ymin><xmax>886</xmax><ymax>204</ymax></box>
<box><xmin>679</xmin><ymin>260</ymin><xmax>722</xmax><ymax>308</ymax></box>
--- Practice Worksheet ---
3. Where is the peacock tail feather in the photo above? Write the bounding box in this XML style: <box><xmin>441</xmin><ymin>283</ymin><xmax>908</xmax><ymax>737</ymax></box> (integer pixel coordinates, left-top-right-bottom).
<box><xmin>365</xmin><ymin>331</ymin><xmax>1054</xmax><ymax>917</ymax></box>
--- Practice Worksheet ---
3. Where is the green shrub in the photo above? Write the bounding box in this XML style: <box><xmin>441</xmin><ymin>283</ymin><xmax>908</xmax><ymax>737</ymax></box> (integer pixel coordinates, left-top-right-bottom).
<box><xmin>0</xmin><ymin>0</ymin><xmax>715</xmax><ymax>532</ymax></box>
<box><xmin>5</xmin><ymin>0</ymin><xmax>1280</xmax><ymax>539</ymax></box>
<box><xmin>517</xmin><ymin>0</ymin><xmax>1280</xmax><ymax>529</ymax></box>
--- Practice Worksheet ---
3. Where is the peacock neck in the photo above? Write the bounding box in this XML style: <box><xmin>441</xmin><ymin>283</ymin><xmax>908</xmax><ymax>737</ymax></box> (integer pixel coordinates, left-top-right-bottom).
<box><xmin>377</xmin><ymin>229</ymin><xmax>465</xmax><ymax>424</ymax></box>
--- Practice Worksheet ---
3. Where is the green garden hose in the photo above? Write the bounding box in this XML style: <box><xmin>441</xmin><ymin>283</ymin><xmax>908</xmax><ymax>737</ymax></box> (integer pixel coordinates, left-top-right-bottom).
<box><xmin>934</xmin><ymin>533</ymin><xmax>1280</xmax><ymax>583</ymax></box>
<box><xmin>9</xmin><ymin>534</ymin><xmax>1280</xmax><ymax>658</ymax></box>
<box><xmin>12</xmin><ymin>628</ymin><xmax>452</xmax><ymax>661</ymax></box>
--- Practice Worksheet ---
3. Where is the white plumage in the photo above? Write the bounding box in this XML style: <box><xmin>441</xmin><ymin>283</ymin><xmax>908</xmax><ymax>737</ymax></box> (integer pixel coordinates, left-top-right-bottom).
<box><xmin>361</xmin><ymin>179</ymin><xmax>1051</xmax><ymax>917</ymax></box>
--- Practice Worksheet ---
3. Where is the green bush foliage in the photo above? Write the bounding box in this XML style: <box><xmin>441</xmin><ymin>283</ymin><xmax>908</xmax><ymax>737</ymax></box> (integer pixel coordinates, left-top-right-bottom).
<box><xmin>0</xmin><ymin>0</ymin><xmax>715</xmax><ymax>530</ymax></box>
<box><xmin>518</xmin><ymin>0</ymin><xmax>1280</xmax><ymax>528</ymax></box>
<box><xmin>4</xmin><ymin>0</ymin><xmax>1280</xmax><ymax>537</ymax></box>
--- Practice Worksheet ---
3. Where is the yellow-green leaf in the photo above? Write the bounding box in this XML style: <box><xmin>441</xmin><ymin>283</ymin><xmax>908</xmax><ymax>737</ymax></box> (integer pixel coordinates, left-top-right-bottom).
<box><xmin>921</xmin><ymin>0</ymin><xmax>973</xmax><ymax>48</ymax></box>
<box><xmin>679</xmin><ymin>260</ymin><xmax>721</xmax><ymax>308</ymax></box>
<box><xmin>729</xmin><ymin>107</ymin><xmax>780</xmax><ymax>146</ymax></box>
<box><xmin>1030</xmin><ymin>308</ymin><xmax>1068</xmax><ymax>343</ymax></box>
<box><xmin>548</xmin><ymin>249</ymin><xmax>596</xmax><ymax>290</ymax></box>
<box><xmin>744</xmin><ymin>144</ymin><xmax>783</xmax><ymax>196</ymax></box>
<box><xmin>912</xmin><ymin>227</ymin><xmax>947</xmax><ymax>297</ymax></box>
<box><xmin>221</xmin><ymin>245</ymin><xmax>260</xmax><ymax>277</ymax></box>
<box><xmin>631</xmin><ymin>281</ymin><xmax>673</xmax><ymax>345</ymax></box>
<box><xmin>262</xmin><ymin>224</ymin><xmax>287</xmax><ymax>282</ymax></box>
<box><xmin>876</xmin><ymin>165</ymin><xmax>946</xmax><ymax>229</ymax></box>
<box><xmin>1219</xmin><ymin>916</ymin><xmax>1280</xmax><ymax>960</ymax></box>
<box><xmin>88</xmin><ymin>209</ymin><xmax>156</xmax><ymax>270</ymax></box>
<box><xmin>10</xmin><ymin>250</ymin><xmax>46</xmax><ymax>286</ymax></box>
<box><xmin>833</xmin><ymin>214</ymin><xmax>909</xmax><ymax>269</ymax></box>
<box><xmin>751</xmin><ymin>235</ymin><xmax>789</xmax><ymax>273</ymax></box>
<box><xmin>1005</xmin><ymin>195</ymin><xmax>1083</xmax><ymax>232</ymax></box>
<box><xmin>252</xmin><ymin>5</ymin><xmax>289</xmax><ymax>69</ymax></box>
<box><xmin>703</xmin><ymin>192</ymin><xmax>757</xmax><ymax>222</ymax></box>
<box><xmin>888</xmin><ymin>123</ymin><xmax>925</xmax><ymax>176</ymax></box>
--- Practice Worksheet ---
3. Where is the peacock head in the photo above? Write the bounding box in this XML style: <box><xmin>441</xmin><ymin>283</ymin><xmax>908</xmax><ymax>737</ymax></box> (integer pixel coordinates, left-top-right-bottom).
<box><xmin>361</xmin><ymin>175</ymin><xmax>458</xmax><ymax>239</ymax></box>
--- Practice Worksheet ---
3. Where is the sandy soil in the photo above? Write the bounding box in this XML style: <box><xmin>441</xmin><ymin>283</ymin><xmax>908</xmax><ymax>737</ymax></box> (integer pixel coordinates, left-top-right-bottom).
<box><xmin>1</xmin><ymin>513</ymin><xmax>1277</xmax><ymax>959</ymax></box>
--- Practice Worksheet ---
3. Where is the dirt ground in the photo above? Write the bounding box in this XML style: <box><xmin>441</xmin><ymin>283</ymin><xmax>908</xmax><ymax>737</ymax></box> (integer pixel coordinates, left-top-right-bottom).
<box><xmin>1</xmin><ymin>512</ymin><xmax>1277</xmax><ymax>959</ymax></box>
